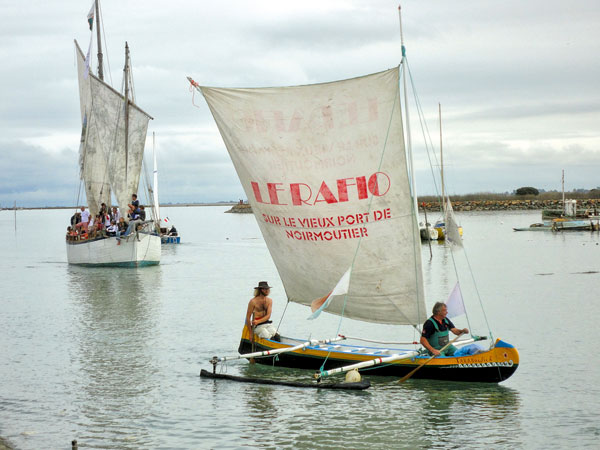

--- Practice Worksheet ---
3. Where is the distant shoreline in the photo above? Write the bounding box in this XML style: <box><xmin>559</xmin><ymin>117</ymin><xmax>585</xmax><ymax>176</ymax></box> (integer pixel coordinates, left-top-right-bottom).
<box><xmin>0</xmin><ymin>203</ymin><xmax>237</xmax><ymax>211</ymax></box>
<box><xmin>3</xmin><ymin>198</ymin><xmax>599</xmax><ymax>212</ymax></box>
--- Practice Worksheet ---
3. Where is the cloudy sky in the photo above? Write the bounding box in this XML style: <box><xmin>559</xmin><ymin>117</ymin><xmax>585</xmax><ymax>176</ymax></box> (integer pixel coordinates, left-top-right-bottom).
<box><xmin>1</xmin><ymin>0</ymin><xmax>598</xmax><ymax>207</ymax></box>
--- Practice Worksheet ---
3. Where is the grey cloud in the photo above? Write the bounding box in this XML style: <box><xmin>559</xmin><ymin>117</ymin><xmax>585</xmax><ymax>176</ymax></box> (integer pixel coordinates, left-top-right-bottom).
<box><xmin>1</xmin><ymin>0</ymin><xmax>599</xmax><ymax>207</ymax></box>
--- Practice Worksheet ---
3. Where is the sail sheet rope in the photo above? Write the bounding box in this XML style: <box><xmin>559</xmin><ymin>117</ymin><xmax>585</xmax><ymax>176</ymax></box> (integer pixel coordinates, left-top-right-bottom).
<box><xmin>405</xmin><ymin>59</ymin><xmax>494</xmax><ymax>342</ymax></box>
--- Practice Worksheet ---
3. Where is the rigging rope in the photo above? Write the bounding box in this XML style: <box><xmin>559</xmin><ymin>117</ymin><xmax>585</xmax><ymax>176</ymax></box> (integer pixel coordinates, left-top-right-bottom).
<box><xmin>274</xmin><ymin>300</ymin><xmax>290</xmax><ymax>335</ymax></box>
<box><xmin>404</xmin><ymin>56</ymin><xmax>494</xmax><ymax>342</ymax></box>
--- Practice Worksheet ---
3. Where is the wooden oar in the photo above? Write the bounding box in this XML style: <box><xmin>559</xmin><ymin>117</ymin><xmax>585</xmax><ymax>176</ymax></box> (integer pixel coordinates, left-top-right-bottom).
<box><xmin>398</xmin><ymin>332</ymin><xmax>464</xmax><ymax>383</ymax></box>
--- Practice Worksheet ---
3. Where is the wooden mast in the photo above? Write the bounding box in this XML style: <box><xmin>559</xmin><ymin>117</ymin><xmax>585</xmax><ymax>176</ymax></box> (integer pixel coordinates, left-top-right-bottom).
<box><xmin>123</xmin><ymin>42</ymin><xmax>130</xmax><ymax>178</ymax></box>
<box><xmin>95</xmin><ymin>0</ymin><xmax>103</xmax><ymax>80</ymax></box>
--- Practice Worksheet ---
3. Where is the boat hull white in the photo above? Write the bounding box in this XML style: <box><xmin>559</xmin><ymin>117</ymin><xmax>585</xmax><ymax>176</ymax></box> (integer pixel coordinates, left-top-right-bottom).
<box><xmin>66</xmin><ymin>232</ymin><xmax>161</xmax><ymax>267</ymax></box>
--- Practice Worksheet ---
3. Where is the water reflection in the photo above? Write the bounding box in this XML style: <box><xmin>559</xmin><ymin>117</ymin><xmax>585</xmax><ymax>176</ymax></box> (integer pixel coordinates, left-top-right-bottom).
<box><xmin>67</xmin><ymin>266</ymin><xmax>162</xmax><ymax>448</ymax></box>
<box><xmin>396</xmin><ymin>380</ymin><xmax>522</xmax><ymax>448</ymax></box>
<box><xmin>228</xmin><ymin>363</ymin><xmax>522</xmax><ymax>448</ymax></box>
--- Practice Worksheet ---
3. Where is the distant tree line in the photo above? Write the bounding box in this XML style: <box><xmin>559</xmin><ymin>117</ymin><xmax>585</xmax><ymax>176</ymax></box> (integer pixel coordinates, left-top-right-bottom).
<box><xmin>418</xmin><ymin>187</ymin><xmax>600</xmax><ymax>203</ymax></box>
<box><xmin>515</xmin><ymin>187</ymin><xmax>539</xmax><ymax>196</ymax></box>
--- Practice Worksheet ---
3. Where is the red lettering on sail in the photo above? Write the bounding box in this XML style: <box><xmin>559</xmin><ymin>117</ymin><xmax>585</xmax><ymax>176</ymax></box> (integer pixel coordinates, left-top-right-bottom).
<box><xmin>250</xmin><ymin>172</ymin><xmax>390</xmax><ymax>206</ymax></box>
<box><xmin>314</xmin><ymin>181</ymin><xmax>338</xmax><ymax>204</ymax></box>
<box><xmin>290</xmin><ymin>183</ymin><xmax>312</xmax><ymax>206</ymax></box>
<box><xmin>368</xmin><ymin>172</ymin><xmax>390</xmax><ymax>196</ymax></box>
<box><xmin>251</xmin><ymin>181</ymin><xmax>265</xmax><ymax>204</ymax></box>
<box><xmin>337</xmin><ymin>177</ymin><xmax>368</xmax><ymax>202</ymax></box>
<box><xmin>267</xmin><ymin>183</ymin><xmax>287</xmax><ymax>205</ymax></box>
<box><xmin>322</xmin><ymin>105</ymin><xmax>334</xmax><ymax>130</ymax></box>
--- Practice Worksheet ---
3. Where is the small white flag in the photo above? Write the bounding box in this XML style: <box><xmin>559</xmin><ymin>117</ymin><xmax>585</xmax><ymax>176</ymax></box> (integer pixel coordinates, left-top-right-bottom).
<box><xmin>445</xmin><ymin>282</ymin><xmax>465</xmax><ymax>318</ymax></box>
<box><xmin>308</xmin><ymin>267</ymin><xmax>351</xmax><ymax>320</ymax></box>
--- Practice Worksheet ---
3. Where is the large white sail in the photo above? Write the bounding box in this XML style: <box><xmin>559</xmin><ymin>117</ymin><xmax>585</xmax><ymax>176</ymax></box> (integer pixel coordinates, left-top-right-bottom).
<box><xmin>75</xmin><ymin>41</ymin><xmax>152</xmax><ymax>215</ymax></box>
<box><xmin>76</xmin><ymin>40</ymin><xmax>111</xmax><ymax>216</ymax></box>
<box><xmin>201</xmin><ymin>67</ymin><xmax>426</xmax><ymax>325</ymax></box>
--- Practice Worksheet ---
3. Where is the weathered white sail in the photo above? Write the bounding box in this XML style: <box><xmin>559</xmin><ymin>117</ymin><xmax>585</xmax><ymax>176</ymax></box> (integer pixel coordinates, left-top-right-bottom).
<box><xmin>75</xmin><ymin>41</ymin><xmax>151</xmax><ymax>216</ymax></box>
<box><xmin>107</xmin><ymin>95</ymin><xmax>152</xmax><ymax>216</ymax></box>
<box><xmin>201</xmin><ymin>67</ymin><xmax>426</xmax><ymax>325</ymax></box>
<box><xmin>75</xmin><ymin>40</ymin><xmax>111</xmax><ymax>216</ymax></box>
<box><xmin>445</xmin><ymin>198</ymin><xmax>463</xmax><ymax>247</ymax></box>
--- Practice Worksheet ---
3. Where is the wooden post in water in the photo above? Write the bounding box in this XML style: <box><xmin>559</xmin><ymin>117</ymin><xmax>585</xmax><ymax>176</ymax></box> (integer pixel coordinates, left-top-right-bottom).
<box><xmin>14</xmin><ymin>200</ymin><xmax>16</xmax><ymax>233</ymax></box>
<box><xmin>72</xmin><ymin>439</ymin><xmax>78</xmax><ymax>450</ymax></box>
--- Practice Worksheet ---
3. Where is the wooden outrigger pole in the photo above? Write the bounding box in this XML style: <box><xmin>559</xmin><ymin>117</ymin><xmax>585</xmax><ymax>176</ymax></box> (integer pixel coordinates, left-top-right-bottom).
<box><xmin>209</xmin><ymin>336</ymin><xmax>346</xmax><ymax>373</ymax></box>
<box><xmin>315</xmin><ymin>350</ymin><xmax>420</xmax><ymax>381</ymax></box>
<box><xmin>314</xmin><ymin>337</ymin><xmax>482</xmax><ymax>381</ymax></box>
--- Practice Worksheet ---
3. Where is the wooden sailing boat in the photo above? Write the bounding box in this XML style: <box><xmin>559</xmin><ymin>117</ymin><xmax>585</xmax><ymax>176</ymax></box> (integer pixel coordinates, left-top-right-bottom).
<box><xmin>67</xmin><ymin>0</ymin><xmax>160</xmax><ymax>266</ymax></box>
<box><xmin>432</xmin><ymin>104</ymin><xmax>463</xmax><ymax>241</ymax></box>
<box><xmin>190</xmin><ymin>7</ymin><xmax>518</xmax><ymax>383</ymax></box>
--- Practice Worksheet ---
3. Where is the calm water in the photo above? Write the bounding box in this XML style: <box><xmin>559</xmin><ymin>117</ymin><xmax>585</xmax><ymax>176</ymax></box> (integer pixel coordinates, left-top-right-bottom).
<box><xmin>1</xmin><ymin>207</ymin><xmax>599</xmax><ymax>449</ymax></box>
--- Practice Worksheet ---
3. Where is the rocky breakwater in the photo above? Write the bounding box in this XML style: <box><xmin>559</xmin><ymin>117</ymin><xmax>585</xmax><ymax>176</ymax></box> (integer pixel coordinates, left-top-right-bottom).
<box><xmin>225</xmin><ymin>203</ymin><xmax>253</xmax><ymax>213</ymax></box>
<box><xmin>419</xmin><ymin>199</ymin><xmax>599</xmax><ymax>212</ymax></box>
<box><xmin>224</xmin><ymin>199</ymin><xmax>599</xmax><ymax>213</ymax></box>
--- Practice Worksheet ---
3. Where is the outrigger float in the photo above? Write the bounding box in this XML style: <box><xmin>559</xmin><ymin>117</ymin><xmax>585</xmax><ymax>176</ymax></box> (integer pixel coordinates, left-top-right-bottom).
<box><xmin>202</xmin><ymin>335</ymin><xmax>371</xmax><ymax>390</ymax></box>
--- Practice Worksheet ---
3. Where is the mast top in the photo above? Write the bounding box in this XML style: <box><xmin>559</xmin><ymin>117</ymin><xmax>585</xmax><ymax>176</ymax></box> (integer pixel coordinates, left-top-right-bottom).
<box><xmin>95</xmin><ymin>0</ymin><xmax>104</xmax><ymax>80</ymax></box>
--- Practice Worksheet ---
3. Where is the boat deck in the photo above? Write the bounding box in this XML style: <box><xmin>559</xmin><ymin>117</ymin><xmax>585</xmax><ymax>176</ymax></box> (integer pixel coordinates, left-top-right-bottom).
<box><xmin>279</xmin><ymin>336</ymin><xmax>464</xmax><ymax>359</ymax></box>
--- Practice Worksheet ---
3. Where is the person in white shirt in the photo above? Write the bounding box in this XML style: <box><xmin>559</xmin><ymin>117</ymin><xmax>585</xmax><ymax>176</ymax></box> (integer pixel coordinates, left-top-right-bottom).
<box><xmin>106</xmin><ymin>220</ymin><xmax>119</xmax><ymax>236</ymax></box>
<box><xmin>112</xmin><ymin>206</ymin><xmax>121</xmax><ymax>223</ymax></box>
<box><xmin>75</xmin><ymin>206</ymin><xmax>90</xmax><ymax>232</ymax></box>
<box><xmin>104</xmin><ymin>213</ymin><xmax>111</xmax><ymax>228</ymax></box>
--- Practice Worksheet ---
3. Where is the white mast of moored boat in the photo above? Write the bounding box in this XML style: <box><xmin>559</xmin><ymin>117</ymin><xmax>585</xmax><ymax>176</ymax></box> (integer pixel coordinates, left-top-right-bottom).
<box><xmin>440</xmin><ymin>103</ymin><xmax>445</xmax><ymax>211</ymax></box>
<box><xmin>562</xmin><ymin>169</ymin><xmax>565</xmax><ymax>215</ymax></box>
<box><xmin>152</xmin><ymin>132</ymin><xmax>160</xmax><ymax>224</ymax></box>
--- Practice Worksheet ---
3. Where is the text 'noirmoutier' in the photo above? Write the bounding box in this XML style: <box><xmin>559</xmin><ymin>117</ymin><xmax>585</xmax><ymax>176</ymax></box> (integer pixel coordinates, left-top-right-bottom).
<box><xmin>251</xmin><ymin>172</ymin><xmax>393</xmax><ymax>242</ymax></box>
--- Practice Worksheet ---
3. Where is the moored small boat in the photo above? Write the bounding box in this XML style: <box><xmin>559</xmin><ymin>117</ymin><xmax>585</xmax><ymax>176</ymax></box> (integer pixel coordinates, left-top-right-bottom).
<box><xmin>513</xmin><ymin>218</ymin><xmax>598</xmax><ymax>232</ymax></box>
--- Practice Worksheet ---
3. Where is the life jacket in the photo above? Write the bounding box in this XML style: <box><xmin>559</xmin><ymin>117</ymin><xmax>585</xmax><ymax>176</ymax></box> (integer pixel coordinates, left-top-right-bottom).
<box><xmin>427</xmin><ymin>317</ymin><xmax>457</xmax><ymax>356</ymax></box>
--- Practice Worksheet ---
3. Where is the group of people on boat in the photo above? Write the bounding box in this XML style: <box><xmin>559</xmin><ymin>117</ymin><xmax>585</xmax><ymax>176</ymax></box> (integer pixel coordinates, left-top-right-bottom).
<box><xmin>66</xmin><ymin>194</ymin><xmax>147</xmax><ymax>244</ymax></box>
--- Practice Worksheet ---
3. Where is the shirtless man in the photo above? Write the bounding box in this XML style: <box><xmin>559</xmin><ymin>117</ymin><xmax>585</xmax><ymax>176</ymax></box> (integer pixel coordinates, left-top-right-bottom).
<box><xmin>245</xmin><ymin>281</ymin><xmax>277</xmax><ymax>341</ymax></box>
